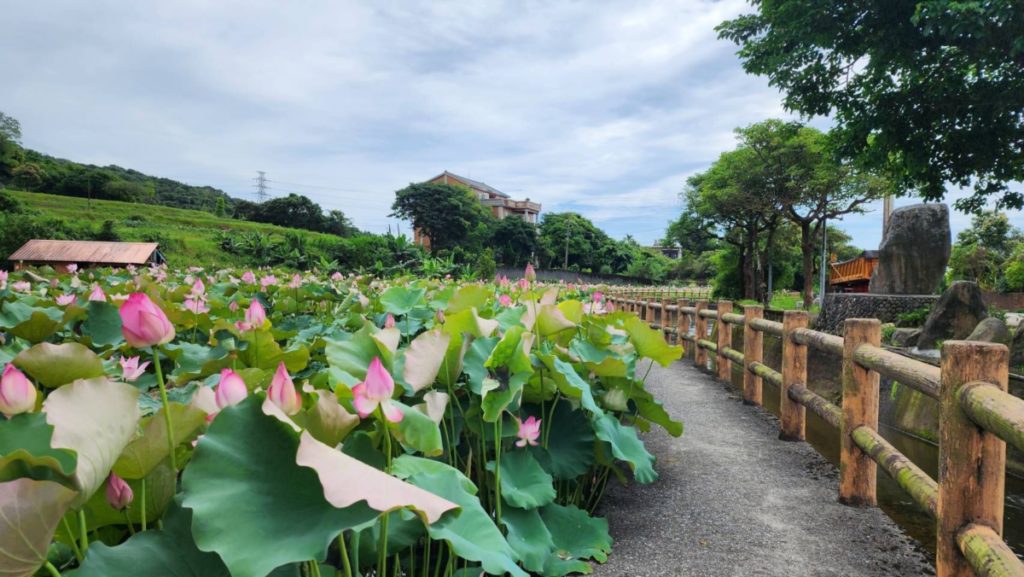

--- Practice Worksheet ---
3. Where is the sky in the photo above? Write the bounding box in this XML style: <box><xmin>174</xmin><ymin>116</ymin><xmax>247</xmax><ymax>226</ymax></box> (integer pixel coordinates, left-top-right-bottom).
<box><xmin>1</xmin><ymin>1</ymin><xmax>1019</xmax><ymax>250</ymax></box>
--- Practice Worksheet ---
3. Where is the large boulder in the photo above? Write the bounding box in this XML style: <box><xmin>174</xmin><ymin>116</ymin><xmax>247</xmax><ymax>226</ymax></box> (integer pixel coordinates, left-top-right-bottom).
<box><xmin>890</xmin><ymin>328</ymin><xmax>921</xmax><ymax>348</ymax></box>
<box><xmin>1012</xmin><ymin>323</ymin><xmax>1024</xmax><ymax>368</ymax></box>
<box><xmin>918</xmin><ymin>281</ymin><xmax>987</xmax><ymax>349</ymax></box>
<box><xmin>965</xmin><ymin>317</ymin><xmax>1011</xmax><ymax>345</ymax></box>
<box><xmin>869</xmin><ymin>203</ymin><xmax>951</xmax><ymax>295</ymax></box>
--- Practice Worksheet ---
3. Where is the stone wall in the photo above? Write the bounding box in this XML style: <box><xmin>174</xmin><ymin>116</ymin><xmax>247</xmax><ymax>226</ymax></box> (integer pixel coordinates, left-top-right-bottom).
<box><xmin>815</xmin><ymin>293</ymin><xmax>939</xmax><ymax>334</ymax></box>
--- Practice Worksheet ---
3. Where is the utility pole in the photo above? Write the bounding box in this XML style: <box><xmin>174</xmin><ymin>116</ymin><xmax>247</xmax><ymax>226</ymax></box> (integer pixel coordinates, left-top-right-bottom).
<box><xmin>882</xmin><ymin>195</ymin><xmax>893</xmax><ymax>235</ymax></box>
<box><xmin>254</xmin><ymin>171</ymin><xmax>269</xmax><ymax>203</ymax></box>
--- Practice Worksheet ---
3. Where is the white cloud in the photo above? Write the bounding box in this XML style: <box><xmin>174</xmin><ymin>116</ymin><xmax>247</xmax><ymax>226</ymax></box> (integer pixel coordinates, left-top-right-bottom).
<box><xmin>5</xmin><ymin>0</ymin><xmax>1013</xmax><ymax>249</ymax></box>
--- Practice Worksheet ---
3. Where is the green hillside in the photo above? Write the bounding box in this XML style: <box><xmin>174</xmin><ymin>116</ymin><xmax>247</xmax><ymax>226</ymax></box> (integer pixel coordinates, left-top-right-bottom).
<box><xmin>4</xmin><ymin>189</ymin><xmax>339</xmax><ymax>268</ymax></box>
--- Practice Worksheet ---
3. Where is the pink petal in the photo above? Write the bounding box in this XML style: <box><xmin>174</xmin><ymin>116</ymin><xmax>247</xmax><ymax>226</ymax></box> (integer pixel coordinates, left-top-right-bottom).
<box><xmin>362</xmin><ymin>357</ymin><xmax>394</xmax><ymax>402</ymax></box>
<box><xmin>381</xmin><ymin>401</ymin><xmax>404</xmax><ymax>423</ymax></box>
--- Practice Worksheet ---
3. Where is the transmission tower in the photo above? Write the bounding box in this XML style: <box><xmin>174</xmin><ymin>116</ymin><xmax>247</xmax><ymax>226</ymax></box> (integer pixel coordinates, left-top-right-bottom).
<box><xmin>254</xmin><ymin>171</ymin><xmax>269</xmax><ymax>203</ymax></box>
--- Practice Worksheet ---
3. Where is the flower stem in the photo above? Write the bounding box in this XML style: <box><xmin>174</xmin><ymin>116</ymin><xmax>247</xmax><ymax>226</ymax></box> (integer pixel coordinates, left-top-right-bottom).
<box><xmin>493</xmin><ymin>418</ymin><xmax>503</xmax><ymax>529</ymax></box>
<box><xmin>43</xmin><ymin>561</ymin><xmax>62</xmax><ymax>577</ymax></box>
<box><xmin>140</xmin><ymin>478</ymin><xmax>147</xmax><ymax>531</ymax></box>
<box><xmin>151</xmin><ymin>347</ymin><xmax>178</xmax><ymax>471</ymax></box>
<box><xmin>123</xmin><ymin>511</ymin><xmax>136</xmax><ymax>535</ymax></box>
<box><xmin>377</xmin><ymin>410</ymin><xmax>392</xmax><ymax>577</ymax></box>
<box><xmin>78</xmin><ymin>510</ymin><xmax>89</xmax><ymax>554</ymax></box>
<box><xmin>61</xmin><ymin>517</ymin><xmax>83</xmax><ymax>562</ymax></box>
<box><xmin>309</xmin><ymin>560</ymin><xmax>323</xmax><ymax>577</ymax></box>
<box><xmin>337</xmin><ymin>532</ymin><xmax>352</xmax><ymax>577</ymax></box>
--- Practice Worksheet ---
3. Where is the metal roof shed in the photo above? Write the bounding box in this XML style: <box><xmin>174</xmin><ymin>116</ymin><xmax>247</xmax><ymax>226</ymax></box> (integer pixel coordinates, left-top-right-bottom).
<box><xmin>8</xmin><ymin>240</ymin><xmax>164</xmax><ymax>272</ymax></box>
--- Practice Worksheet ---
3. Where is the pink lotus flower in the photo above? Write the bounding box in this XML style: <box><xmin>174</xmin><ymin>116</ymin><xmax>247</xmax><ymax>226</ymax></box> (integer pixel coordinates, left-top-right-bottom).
<box><xmin>267</xmin><ymin>363</ymin><xmax>301</xmax><ymax>415</ymax></box>
<box><xmin>88</xmin><ymin>285</ymin><xmax>106</xmax><ymax>302</ymax></box>
<box><xmin>498</xmin><ymin>275</ymin><xmax>510</xmax><ymax>288</ymax></box>
<box><xmin>66</xmin><ymin>264</ymin><xmax>78</xmax><ymax>274</ymax></box>
<box><xmin>517</xmin><ymin>278</ymin><xmax>529</xmax><ymax>291</ymax></box>
<box><xmin>245</xmin><ymin>300</ymin><xmax>267</xmax><ymax>329</ymax></box>
<box><xmin>119</xmin><ymin>356</ymin><xmax>150</xmax><ymax>382</ymax></box>
<box><xmin>0</xmin><ymin>364</ymin><xmax>37</xmax><ymax>417</ymax></box>
<box><xmin>352</xmin><ymin>357</ymin><xmax>402</xmax><ymax>423</ymax></box>
<box><xmin>524</xmin><ymin>263</ymin><xmax>536</xmax><ymax>282</ymax></box>
<box><xmin>119</xmin><ymin>293</ymin><xmax>176</xmax><ymax>348</ymax></box>
<box><xmin>593</xmin><ymin>291</ymin><xmax>604</xmax><ymax>303</ymax></box>
<box><xmin>55</xmin><ymin>294</ymin><xmax>76</xmax><ymax>306</ymax></box>
<box><xmin>184</xmin><ymin>298</ymin><xmax>209</xmax><ymax>314</ymax></box>
<box><xmin>189</xmin><ymin>279</ymin><xmax>206</xmax><ymax>299</ymax></box>
<box><xmin>288</xmin><ymin>274</ymin><xmax>302</xmax><ymax>289</ymax></box>
<box><xmin>384</xmin><ymin>313</ymin><xmax>396</xmax><ymax>329</ymax></box>
<box><xmin>499</xmin><ymin>294</ymin><xmax>512</xmax><ymax>307</ymax></box>
<box><xmin>514</xmin><ymin>415</ymin><xmax>541</xmax><ymax>447</ymax></box>
<box><xmin>215</xmin><ymin>369</ymin><xmax>248</xmax><ymax>409</ymax></box>
<box><xmin>331</xmin><ymin>271</ymin><xmax>343</xmax><ymax>281</ymax></box>
<box><xmin>12</xmin><ymin>281</ymin><xmax>31</xmax><ymax>293</ymax></box>
<box><xmin>435</xmin><ymin>309</ymin><xmax>445</xmax><ymax>324</ymax></box>
<box><xmin>260</xmin><ymin>275</ymin><xmax>277</xmax><ymax>289</ymax></box>
<box><xmin>105</xmin><ymin>472</ymin><xmax>133</xmax><ymax>510</ymax></box>
<box><xmin>228</xmin><ymin>300</ymin><xmax>239</xmax><ymax>312</ymax></box>
<box><xmin>241</xmin><ymin>271</ymin><xmax>256</xmax><ymax>284</ymax></box>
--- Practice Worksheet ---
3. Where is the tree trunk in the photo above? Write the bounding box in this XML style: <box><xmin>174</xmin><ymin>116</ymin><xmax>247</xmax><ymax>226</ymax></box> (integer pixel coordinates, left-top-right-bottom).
<box><xmin>801</xmin><ymin>220</ymin><xmax>815</xmax><ymax>309</ymax></box>
<box><xmin>743</xmin><ymin>229</ymin><xmax>757</xmax><ymax>300</ymax></box>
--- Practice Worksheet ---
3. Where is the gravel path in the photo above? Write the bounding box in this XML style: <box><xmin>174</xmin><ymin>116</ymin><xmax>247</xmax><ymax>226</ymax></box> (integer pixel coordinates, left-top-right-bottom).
<box><xmin>593</xmin><ymin>361</ymin><xmax>934</xmax><ymax>577</ymax></box>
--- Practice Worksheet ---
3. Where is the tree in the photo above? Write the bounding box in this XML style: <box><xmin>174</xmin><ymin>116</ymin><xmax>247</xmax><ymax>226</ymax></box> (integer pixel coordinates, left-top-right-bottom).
<box><xmin>390</xmin><ymin>183</ymin><xmax>494</xmax><ymax>254</ymax></box>
<box><xmin>735</xmin><ymin>120</ymin><xmax>886</xmax><ymax>307</ymax></box>
<box><xmin>0</xmin><ymin>111</ymin><xmax>23</xmax><ymax>181</ymax></box>
<box><xmin>718</xmin><ymin>2</ymin><xmax>1024</xmax><ymax>212</ymax></box>
<box><xmin>10</xmin><ymin>162</ymin><xmax>45</xmax><ymax>190</ymax></box>
<box><xmin>537</xmin><ymin>212</ymin><xmax>612</xmax><ymax>272</ymax></box>
<box><xmin>491</xmin><ymin>216</ymin><xmax>539</xmax><ymax>267</ymax></box>
<box><xmin>948</xmin><ymin>211</ymin><xmax>1024</xmax><ymax>291</ymax></box>
<box><xmin>324</xmin><ymin>209</ymin><xmax>358</xmax><ymax>237</ymax></box>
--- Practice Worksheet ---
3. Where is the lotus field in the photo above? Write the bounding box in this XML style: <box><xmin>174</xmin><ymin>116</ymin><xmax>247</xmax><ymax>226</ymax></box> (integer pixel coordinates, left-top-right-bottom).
<box><xmin>0</xmin><ymin>264</ymin><xmax>683</xmax><ymax>577</ymax></box>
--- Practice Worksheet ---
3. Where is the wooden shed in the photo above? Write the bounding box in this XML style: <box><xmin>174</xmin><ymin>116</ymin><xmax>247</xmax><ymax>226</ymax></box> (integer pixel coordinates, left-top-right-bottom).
<box><xmin>8</xmin><ymin>240</ymin><xmax>165</xmax><ymax>272</ymax></box>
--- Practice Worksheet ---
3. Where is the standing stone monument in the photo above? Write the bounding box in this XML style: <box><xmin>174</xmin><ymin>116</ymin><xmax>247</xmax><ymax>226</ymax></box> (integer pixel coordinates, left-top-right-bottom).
<box><xmin>869</xmin><ymin>203</ymin><xmax>951</xmax><ymax>295</ymax></box>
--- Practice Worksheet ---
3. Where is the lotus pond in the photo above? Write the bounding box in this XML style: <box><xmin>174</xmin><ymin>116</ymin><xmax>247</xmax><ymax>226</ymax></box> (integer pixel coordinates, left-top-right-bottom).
<box><xmin>0</xmin><ymin>265</ymin><xmax>683</xmax><ymax>577</ymax></box>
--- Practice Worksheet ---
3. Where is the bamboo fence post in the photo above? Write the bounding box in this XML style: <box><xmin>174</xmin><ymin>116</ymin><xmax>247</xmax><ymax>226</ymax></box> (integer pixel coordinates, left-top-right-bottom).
<box><xmin>695</xmin><ymin>300</ymin><xmax>708</xmax><ymax>369</ymax></box>
<box><xmin>840</xmin><ymin>318</ymin><xmax>881</xmax><ymax>506</ymax></box>
<box><xmin>645</xmin><ymin>298</ymin><xmax>654</xmax><ymax>327</ymax></box>
<box><xmin>780</xmin><ymin>310</ymin><xmax>809</xmax><ymax>441</ymax></box>
<box><xmin>660</xmin><ymin>297</ymin><xmax>669</xmax><ymax>335</ymax></box>
<box><xmin>936</xmin><ymin>341</ymin><xmax>1009</xmax><ymax>577</ymax></box>
<box><xmin>677</xmin><ymin>299</ymin><xmax>689</xmax><ymax>355</ymax></box>
<box><xmin>743</xmin><ymin>304</ymin><xmax>764</xmax><ymax>406</ymax></box>
<box><xmin>716</xmin><ymin>300</ymin><xmax>733</xmax><ymax>382</ymax></box>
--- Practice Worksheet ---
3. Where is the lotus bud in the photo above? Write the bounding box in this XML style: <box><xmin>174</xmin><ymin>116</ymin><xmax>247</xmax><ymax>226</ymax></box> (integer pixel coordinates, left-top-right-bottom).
<box><xmin>524</xmin><ymin>263</ymin><xmax>536</xmax><ymax>282</ymax></box>
<box><xmin>331</xmin><ymin>271</ymin><xmax>343</xmax><ymax>281</ymax></box>
<box><xmin>245</xmin><ymin>300</ymin><xmax>267</xmax><ymax>329</ymax></box>
<box><xmin>499</xmin><ymin>294</ymin><xmax>512</xmax><ymax>307</ymax></box>
<box><xmin>119</xmin><ymin>293</ymin><xmax>176</xmax><ymax>348</ymax></box>
<box><xmin>517</xmin><ymin>278</ymin><xmax>529</xmax><ymax>291</ymax></box>
<box><xmin>241</xmin><ymin>271</ymin><xmax>256</xmax><ymax>284</ymax></box>
<box><xmin>268</xmin><ymin>363</ymin><xmax>301</xmax><ymax>415</ymax></box>
<box><xmin>228</xmin><ymin>300</ymin><xmax>239</xmax><ymax>312</ymax></box>
<box><xmin>0</xmin><ymin>364</ymin><xmax>37</xmax><ymax>417</ymax></box>
<box><xmin>215</xmin><ymin>369</ymin><xmax>248</xmax><ymax>409</ymax></box>
<box><xmin>66</xmin><ymin>264</ymin><xmax>78</xmax><ymax>274</ymax></box>
<box><xmin>384</xmin><ymin>313</ymin><xmax>396</xmax><ymax>329</ymax></box>
<box><xmin>105</xmin><ymin>473</ymin><xmax>133</xmax><ymax>510</ymax></box>
<box><xmin>593</xmin><ymin>291</ymin><xmax>604</xmax><ymax>303</ymax></box>
<box><xmin>435</xmin><ymin>309</ymin><xmax>445</xmax><ymax>324</ymax></box>
<box><xmin>56</xmin><ymin>294</ymin><xmax>76</xmax><ymax>306</ymax></box>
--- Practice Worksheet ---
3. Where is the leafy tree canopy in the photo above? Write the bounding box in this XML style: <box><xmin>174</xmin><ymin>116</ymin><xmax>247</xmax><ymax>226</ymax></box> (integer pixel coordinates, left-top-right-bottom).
<box><xmin>390</xmin><ymin>182</ymin><xmax>494</xmax><ymax>254</ymax></box>
<box><xmin>718</xmin><ymin>1</ymin><xmax>1024</xmax><ymax>211</ymax></box>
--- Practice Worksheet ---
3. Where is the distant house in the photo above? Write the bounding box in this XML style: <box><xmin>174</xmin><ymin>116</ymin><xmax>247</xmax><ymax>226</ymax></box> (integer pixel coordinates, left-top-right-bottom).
<box><xmin>647</xmin><ymin>245</ymin><xmax>682</xmax><ymax>260</ymax></box>
<box><xmin>415</xmin><ymin>171</ymin><xmax>541</xmax><ymax>248</ymax></box>
<box><xmin>8</xmin><ymin>240</ymin><xmax>165</xmax><ymax>272</ymax></box>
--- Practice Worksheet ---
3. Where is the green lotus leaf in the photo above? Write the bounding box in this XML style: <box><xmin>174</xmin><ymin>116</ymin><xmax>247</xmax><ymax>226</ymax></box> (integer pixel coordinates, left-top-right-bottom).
<box><xmin>630</xmin><ymin>386</ymin><xmax>683</xmax><ymax>437</ymax></box>
<box><xmin>402</xmin><ymin>329</ymin><xmax>450</xmax><ymax>392</ymax></box>
<box><xmin>353</xmin><ymin>509</ymin><xmax>426</xmax><ymax>561</ymax></box>
<box><xmin>371</xmin><ymin>327</ymin><xmax>400</xmax><ymax>365</ymax></box>
<box><xmin>623</xmin><ymin>315</ymin><xmax>683</xmax><ymax>366</ymax></box>
<box><xmin>81</xmin><ymin>300</ymin><xmax>124</xmax><ymax>347</ymax></box>
<box><xmin>391</xmin><ymin>454</ymin><xmax>477</xmax><ymax>494</ymax></box>
<box><xmin>557</xmin><ymin>299</ymin><xmax>584</xmax><ymax>324</ymax></box>
<box><xmin>391</xmin><ymin>401</ymin><xmax>444</xmax><ymax>456</ymax></box>
<box><xmin>540</xmin><ymin>503</ymin><xmax>612</xmax><ymax>565</ymax></box>
<box><xmin>442</xmin><ymin>307</ymin><xmax>498</xmax><ymax>339</ymax></box>
<box><xmin>69</xmin><ymin>499</ymin><xmax>231</xmax><ymax>577</ymax></box>
<box><xmin>14</xmin><ymin>342</ymin><xmax>105</xmax><ymax>388</ymax></box>
<box><xmin>325</xmin><ymin>326</ymin><xmax>379</xmax><ymax>383</ymax></box>
<box><xmin>536</xmin><ymin>304</ymin><xmax>575</xmax><ymax>337</ymax></box>
<box><xmin>1</xmin><ymin>301</ymin><xmax>64</xmax><ymax>343</ymax></box>
<box><xmin>182</xmin><ymin>397</ymin><xmax>380</xmax><ymax>577</ymax></box>
<box><xmin>592</xmin><ymin>413</ymin><xmax>657</xmax><ymax>484</ymax></box>
<box><xmin>114</xmin><ymin>402</ymin><xmax>207</xmax><ymax>479</ymax></box>
<box><xmin>438</xmin><ymin>331</ymin><xmax>470</xmax><ymax>387</ymax></box>
<box><xmin>294</xmin><ymin>391</ymin><xmax>359</xmax><ymax>448</ymax></box>
<box><xmin>403</xmin><ymin>465</ymin><xmax>528</xmax><ymax>577</ymax></box>
<box><xmin>493</xmin><ymin>449</ymin><xmax>555</xmax><ymax>509</ymax></box>
<box><xmin>0</xmin><ymin>412</ymin><xmax>77</xmax><ymax>485</ymax></box>
<box><xmin>380</xmin><ymin>286</ymin><xmax>426</xmax><ymax>315</ymax></box>
<box><xmin>44</xmin><ymin>377</ymin><xmax>141</xmax><ymax>507</ymax></box>
<box><xmin>237</xmin><ymin>331</ymin><xmax>309</xmax><ymax>372</ymax></box>
<box><xmin>531</xmin><ymin>400</ymin><xmax>594</xmax><ymax>480</ymax></box>
<box><xmin>503</xmin><ymin>506</ymin><xmax>559</xmax><ymax>574</ymax></box>
<box><xmin>0</xmin><ymin>478</ymin><xmax>77</xmax><ymax>577</ymax></box>
<box><xmin>78</xmin><ymin>459</ymin><xmax>177</xmax><ymax>532</ymax></box>
<box><xmin>446</xmin><ymin>284</ymin><xmax>490</xmax><ymax>313</ymax></box>
<box><xmin>463</xmin><ymin>336</ymin><xmax>499</xmax><ymax>393</ymax></box>
<box><xmin>550</xmin><ymin>358</ymin><xmax>602</xmax><ymax>415</ymax></box>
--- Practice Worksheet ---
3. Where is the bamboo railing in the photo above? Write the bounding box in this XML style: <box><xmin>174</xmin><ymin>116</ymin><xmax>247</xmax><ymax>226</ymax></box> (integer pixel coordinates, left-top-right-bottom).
<box><xmin>606</xmin><ymin>291</ymin><xmax>1024</xmax><ymax>577</ymax></box>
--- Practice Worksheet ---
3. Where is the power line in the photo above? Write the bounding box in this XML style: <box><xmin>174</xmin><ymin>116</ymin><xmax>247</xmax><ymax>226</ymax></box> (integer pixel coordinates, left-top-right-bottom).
<box><xmin>265</xmin><ymin>179</ymin><xmax>373</xmax><ymax>194</ymax></box>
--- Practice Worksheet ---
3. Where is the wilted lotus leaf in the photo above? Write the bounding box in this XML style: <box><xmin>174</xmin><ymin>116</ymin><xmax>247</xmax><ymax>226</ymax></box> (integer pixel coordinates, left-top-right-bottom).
<box><xmin>0</xmin><ymin>478</ymin><xmax>78</xmax><ymax>577</ymax></box>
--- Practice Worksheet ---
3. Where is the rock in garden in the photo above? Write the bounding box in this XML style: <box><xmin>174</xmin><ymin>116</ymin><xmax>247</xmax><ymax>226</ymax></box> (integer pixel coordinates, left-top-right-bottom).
<box><xmin>890</xmin><ymin>328</ymin><xmax>921</xmax><ymax>348</ymax></box>
<box><xmin>869</xmin><ymin>203</ymin><xmax>950</xmax><ymax>295</ymax></box>
<box><xmin>965</xmin><ymin>317</ymin><xmax>1011</xmax><ymax>346</ymax></box>
<box><xmin>917</xmin><ymin>281</ymin><xmax>987</xmax><ymax>349</ymax></box>
<box><xmin>1012</xmin><ymin>323</ymin><xmax>1024</xmax><ymax>368</ymax></box>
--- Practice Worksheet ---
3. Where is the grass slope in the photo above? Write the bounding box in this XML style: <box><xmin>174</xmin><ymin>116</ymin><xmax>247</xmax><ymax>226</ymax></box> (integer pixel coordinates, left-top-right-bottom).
<box><xmin>9</xmin><ymin>190</ymin><xmax>336</xmax><ymax>268</ymax></box>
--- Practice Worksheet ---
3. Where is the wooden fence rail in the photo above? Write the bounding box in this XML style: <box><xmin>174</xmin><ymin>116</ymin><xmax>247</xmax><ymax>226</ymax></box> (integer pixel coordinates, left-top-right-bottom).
<box><xmin>605</xmin><ymin>291</ymin><xmax>1024</xmax><ymax>577</ymax></box>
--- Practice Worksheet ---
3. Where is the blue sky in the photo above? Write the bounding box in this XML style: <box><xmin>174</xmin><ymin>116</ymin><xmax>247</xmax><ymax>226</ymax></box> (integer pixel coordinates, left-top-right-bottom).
<box><xmin>2</xmin><ymin>1</ymin><xmax>1019</xmax><ymax>249</ymax></box>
